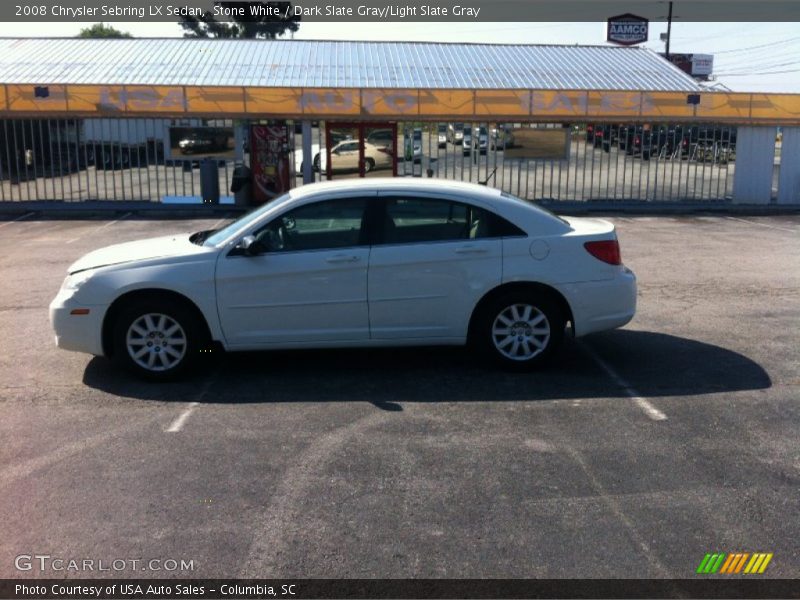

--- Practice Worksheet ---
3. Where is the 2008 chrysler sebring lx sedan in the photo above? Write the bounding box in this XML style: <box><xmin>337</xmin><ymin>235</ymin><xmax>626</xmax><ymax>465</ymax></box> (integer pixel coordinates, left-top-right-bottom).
<box><xmin>50</xmin><ymin>179</ymin><xmax>636</xmax><ymax>380</ymax></box>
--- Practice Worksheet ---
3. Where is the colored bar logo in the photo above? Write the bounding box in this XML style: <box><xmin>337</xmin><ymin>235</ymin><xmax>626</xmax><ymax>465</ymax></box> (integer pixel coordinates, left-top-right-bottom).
<box><xmin>697</xmin><ymin>552</ymin><xmax>773</xmax><ymax>574</ymax></box>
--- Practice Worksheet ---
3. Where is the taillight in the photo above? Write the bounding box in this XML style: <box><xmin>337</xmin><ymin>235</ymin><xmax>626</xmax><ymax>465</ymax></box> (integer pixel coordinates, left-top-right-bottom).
<box><xmin>584</xmin><ymin>240</ymin><xmax>622</xmax><ymax>265</ymax></box>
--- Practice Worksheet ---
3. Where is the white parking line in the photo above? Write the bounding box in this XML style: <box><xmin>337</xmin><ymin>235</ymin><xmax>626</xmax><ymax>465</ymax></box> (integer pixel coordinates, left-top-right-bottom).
<box><xmin>581</xmin><ymin>343</ymin><xmax>667</xmax><ymax>421</ymax></box>
<box><xmin>165</xmin><ymin>402</ymin><xmax>200</xmax><ymax>432</ymax></box>
<box><xmin>725</xmin><ymin>216</ymin><xmax>798</xmax><ymax>233</ymax></box>
<box><xmin>65</xmin><ymin>211</ymin><xmax>133</xmax><ymax>244</ymax></box>
<box><xmin>0</xmin><ymin>212</ymin><xmax>35</xmax><ymax>229</ymax></box>
<box><xmin>165</xmin><ymin>375</ymin><xmax>216</xmax><ymax>432</ymax></box>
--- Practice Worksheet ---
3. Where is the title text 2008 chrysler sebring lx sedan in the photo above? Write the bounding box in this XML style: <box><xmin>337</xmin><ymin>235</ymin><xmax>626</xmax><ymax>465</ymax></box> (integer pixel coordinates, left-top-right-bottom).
<box><xmin>50</xmin><ymin>179</ymin><xmax>636</xmax><ymax>380</ymax></box>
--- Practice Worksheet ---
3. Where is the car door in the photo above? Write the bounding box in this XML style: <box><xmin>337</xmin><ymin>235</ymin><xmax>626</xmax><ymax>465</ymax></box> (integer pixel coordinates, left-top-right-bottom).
<box><xmin>332</xmin><ymin>141</ymin><xmax>359</xmax><ymax>172</ymax></box>
<box><xmin>368</xmin><ymin>193</ymin><xmax>503</xmax><ymax>340</ymax></box>
<box><xmin>215</xmin><ymin>195</ymin><xmax>374</xmax><ymax>348</ymax></box>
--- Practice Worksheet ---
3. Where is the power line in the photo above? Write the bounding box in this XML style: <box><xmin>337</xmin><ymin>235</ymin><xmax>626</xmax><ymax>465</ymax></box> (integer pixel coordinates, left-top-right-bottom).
<box><xmin>716</xmin><ymin>67</ymin><xmax>800</xmax><ymax>76</ymax></box>
<box><xmin>716</xmin><ymin>57</ymin><xmax>800</xmax><ymax>72</ymax></box>
<box><xmin>711</xmin><ymin>36</ymin><xmax>800</xmax><ymax>54</ymax></box>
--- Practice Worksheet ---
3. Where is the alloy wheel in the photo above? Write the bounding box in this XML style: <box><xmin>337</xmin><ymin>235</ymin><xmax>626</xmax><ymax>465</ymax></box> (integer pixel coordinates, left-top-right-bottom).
<box><xmin>491</xmin><ymin>304</ymin><xmax>551</xmax><ymax>361</ymax></box>
<box><xmin>125</xmin><ymin>313</ymin><xmax>187</xmax><ymax>372</ymax></box>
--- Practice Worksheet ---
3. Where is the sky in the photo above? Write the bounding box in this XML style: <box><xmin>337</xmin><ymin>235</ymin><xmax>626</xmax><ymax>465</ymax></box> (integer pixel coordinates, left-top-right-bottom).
<box><xmin>7</xmin><ymin>21</ymin><xmax>800</xmax><ymax>93</ymax></box>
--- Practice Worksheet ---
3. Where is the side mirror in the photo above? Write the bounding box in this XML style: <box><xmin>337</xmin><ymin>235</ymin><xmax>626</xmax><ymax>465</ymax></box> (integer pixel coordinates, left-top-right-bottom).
<box><xmin>239</xmin><ymin>235</ymin><xmax>264</xmax><ymax>256</ymax></box>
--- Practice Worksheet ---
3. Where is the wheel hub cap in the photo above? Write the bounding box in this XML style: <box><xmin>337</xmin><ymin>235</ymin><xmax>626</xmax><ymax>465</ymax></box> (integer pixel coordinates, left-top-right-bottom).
<box><xmin>491</xmin><ymin>304</ymin><xmax>551</xmax><ymax>361</ymax></box>
<box><xmin>126</xmin><ymin>313</ymin><xmax>187</xmax><ymax>372</ymax></box>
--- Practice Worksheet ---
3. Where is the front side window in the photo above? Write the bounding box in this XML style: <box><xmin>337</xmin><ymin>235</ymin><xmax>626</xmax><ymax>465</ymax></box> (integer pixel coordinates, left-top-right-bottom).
<box><xmin>382</xmin><ymin>197</ymin><xmax>524</xmax><ymax>244</ymax></box>
<box><xmin>335</xmin><ymin>142</ymin><xmax>358</xmax><ymax>153</ymax></box>
<box><xmin>251</xmin><ymin>198</ymin><xmax>367</xmax><ymax>252</ymax></box>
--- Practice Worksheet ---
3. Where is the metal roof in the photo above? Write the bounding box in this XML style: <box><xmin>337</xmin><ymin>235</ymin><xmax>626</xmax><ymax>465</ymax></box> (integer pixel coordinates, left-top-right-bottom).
<box><xmin>0</xmin><ymin>38</ymin><xmax>702</xmax><ymax>92</ymax></box>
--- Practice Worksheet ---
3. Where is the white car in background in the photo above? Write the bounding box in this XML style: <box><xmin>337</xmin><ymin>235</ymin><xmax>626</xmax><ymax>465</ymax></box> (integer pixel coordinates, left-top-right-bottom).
<box><xmin>50</xmin><ymin>179</ymin><xmax>636</xmax><ymax>380</ymax></box>
<box><xmin>313</xmin><ymin>140</ymin><xmax>393</xmax><ymax>173</ymax></box>
<box><xmin>294</xmin><ymin>143</ymin><xmax>320</xmax><ymax>175</ymax></box>
<box><xmin>437</xmin><ymin>124</ymin><xmax>447</xmax><ymax>148</ymax></box>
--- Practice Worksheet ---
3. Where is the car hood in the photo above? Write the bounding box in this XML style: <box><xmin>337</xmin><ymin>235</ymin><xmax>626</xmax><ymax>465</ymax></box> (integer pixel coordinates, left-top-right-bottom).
<box><xmin>68</xmin><ymin>234</ymin><xmax>207</xmax><ymax>274</ymax></box>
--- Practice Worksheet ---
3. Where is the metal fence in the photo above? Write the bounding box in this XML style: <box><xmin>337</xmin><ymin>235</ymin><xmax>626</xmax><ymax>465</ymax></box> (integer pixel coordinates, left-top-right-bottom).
<box><xmin>0</xmin><ymin>118</ymin><xmax>237</xmax><ymax>202</ymax></box>
<box><xmin>0</xmin><ymin>117</ymin><xmax>768</xmax><ymax>204</ymax></box>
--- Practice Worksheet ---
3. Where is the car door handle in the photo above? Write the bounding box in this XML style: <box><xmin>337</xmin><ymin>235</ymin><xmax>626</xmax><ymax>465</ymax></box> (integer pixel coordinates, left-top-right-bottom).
<box><xmin>455</xmin><ymin>246</ymin><xmax>489</xmax><ymax>255</ymax></box>
<box><xmin>325</xmin><ymin>254</ymin><xmax>360</xmax><ymax>263</ymax></box>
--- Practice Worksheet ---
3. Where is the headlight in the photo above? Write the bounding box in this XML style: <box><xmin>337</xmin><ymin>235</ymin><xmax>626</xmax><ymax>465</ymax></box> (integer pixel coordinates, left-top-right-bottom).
<box><xmin>61</xmin><ymin>270</ymin><xmax>94</xmax><ymax>292</ymax></box>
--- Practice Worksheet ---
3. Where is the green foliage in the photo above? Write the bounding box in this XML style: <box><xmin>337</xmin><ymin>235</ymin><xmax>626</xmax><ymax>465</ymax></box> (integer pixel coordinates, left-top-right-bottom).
<box><xmin>77</xmin><ymin>23</ymin><xmax>133</xmax><ymax>38</ymax></box>
<box><xmin>180</xmin><ymin>2</ymin><xmax>300</xmax><ymax>39</ymax></box>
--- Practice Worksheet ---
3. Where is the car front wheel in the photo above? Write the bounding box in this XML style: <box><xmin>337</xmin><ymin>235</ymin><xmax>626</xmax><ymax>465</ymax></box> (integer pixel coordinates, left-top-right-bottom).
<box><xmin>112</xmin><ymin>302</ymin><xmax>204</xmax><ymax>380</ymax></box>
<box><xmin>478</xmin><ymin>293</ymin><xmax>565</xmax><ymax>369</ymax></box>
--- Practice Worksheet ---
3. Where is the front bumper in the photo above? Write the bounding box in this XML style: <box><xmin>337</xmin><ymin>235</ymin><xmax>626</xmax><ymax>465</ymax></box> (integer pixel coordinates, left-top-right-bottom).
<box><xmin>49</xmin><ymin>289</ymin><xmax>107</xmax><ymax>356</ymax></box>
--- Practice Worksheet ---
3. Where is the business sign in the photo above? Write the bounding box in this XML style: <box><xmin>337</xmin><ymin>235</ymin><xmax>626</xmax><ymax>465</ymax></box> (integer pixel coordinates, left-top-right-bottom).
<box><xmin>662</xmin><ymin>53</ymin><xmax>715</xmax><ymax>80</ymax></box>
<box><xmin>607</xmin><ymin>13</ymin><xmax>649</xmax><ymax>46</ymax></box>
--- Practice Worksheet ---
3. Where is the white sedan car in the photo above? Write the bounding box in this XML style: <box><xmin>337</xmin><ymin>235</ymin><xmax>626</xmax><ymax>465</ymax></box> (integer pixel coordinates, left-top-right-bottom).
<box><xmin>50</xmin><ymin>179</ymin><xmax>636</xmax><ymax>380</ymax></box>
<box><xmin>314</xmin><ymin>140</ymin><xmax>393</xmax><ymax>173</ymax></box>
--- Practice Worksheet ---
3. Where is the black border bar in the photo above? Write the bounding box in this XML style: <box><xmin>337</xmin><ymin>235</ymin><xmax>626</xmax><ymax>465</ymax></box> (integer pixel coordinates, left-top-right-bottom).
<box><xmin>3</xmin><ymin>579</ymin><xmax>800</xmax><ymax>599</ymax></box>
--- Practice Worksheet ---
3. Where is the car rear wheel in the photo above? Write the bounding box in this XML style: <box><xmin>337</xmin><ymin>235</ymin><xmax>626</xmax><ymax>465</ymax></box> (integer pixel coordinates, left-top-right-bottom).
<box><xmin>364</xmin><ymin>158</ymin><xmax>374</xmax><ymax>173</ymax></box>
<box><xmin>112</xmin><ymin>301</ymin><xmax>204</xmax><ymax>380</ymax></box>
<box><xmin>477</xmin><ymin>293</ymin><xmax>565</xmax><ymax>369</ymax></box>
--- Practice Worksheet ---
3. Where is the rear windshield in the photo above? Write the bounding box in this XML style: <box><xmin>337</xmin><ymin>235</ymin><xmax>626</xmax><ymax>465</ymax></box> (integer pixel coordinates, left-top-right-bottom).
<box><xmin>500</xmin><ymin>191</ymin><xmax>570</xmax><ymax>226</ymax></box>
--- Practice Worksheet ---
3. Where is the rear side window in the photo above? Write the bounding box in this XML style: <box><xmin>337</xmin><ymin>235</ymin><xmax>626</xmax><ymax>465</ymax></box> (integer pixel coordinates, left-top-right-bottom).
<box><xmin>381</xmin><ymin>197</ymin><xmax>525</xmax><ymax>244</ymax></box>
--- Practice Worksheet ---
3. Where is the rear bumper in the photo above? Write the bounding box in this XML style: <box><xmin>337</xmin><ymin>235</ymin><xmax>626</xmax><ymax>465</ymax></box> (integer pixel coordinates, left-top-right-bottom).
<box><xmin>561</xmin><ymin>267</ymin><xmax>637</xmax><ymax>337</ymax></box>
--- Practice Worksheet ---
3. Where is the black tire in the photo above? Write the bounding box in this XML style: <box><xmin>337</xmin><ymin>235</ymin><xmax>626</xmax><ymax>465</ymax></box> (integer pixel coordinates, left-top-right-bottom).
<box><xmin>475</xmin><ymin>292</ymin><xmax>565</xmax><ymax>370</ymax></box>
<box><xmin>364</xmin><ymin>158</ymin><xmax>374</xmax><ymax>173</ymax></box>
<box><xmin>112</xmin><ymin>300</ymin><xmax>206</xmax><ymax>381</ymax></box>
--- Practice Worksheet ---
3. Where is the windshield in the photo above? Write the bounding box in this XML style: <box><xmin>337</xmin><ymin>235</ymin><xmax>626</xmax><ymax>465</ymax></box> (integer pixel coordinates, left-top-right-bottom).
<box><xmin>202</xmin><ymin>192</ymin><xmax>291</xmax><ymax>246</ymax></box>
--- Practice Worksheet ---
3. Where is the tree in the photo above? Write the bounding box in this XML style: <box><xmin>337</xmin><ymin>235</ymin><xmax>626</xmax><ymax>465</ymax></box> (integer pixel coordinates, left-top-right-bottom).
<box><xmin>77</xmin><ymin>23</ymin><xmax>132</xmax><ymax>38</ymax></box>
<box><xmin>180</xmin><ymin>2</ymin><xmax>300</xmax><ymax>39</ymax></box>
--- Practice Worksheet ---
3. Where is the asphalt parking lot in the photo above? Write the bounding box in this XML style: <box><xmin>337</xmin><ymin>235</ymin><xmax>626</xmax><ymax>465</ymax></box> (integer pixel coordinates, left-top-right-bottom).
<box><xmin>1</xmin><ymin>213</ymin><xmax>798</xmax><ymax>579</ymax></box>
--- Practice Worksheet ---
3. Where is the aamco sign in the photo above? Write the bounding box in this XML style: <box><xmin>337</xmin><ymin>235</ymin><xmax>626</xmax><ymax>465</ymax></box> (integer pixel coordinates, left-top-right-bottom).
<box><xmin>607</xmin><ymin>13</ymin><xmax>649</xmax><ymax>46</ymax></box>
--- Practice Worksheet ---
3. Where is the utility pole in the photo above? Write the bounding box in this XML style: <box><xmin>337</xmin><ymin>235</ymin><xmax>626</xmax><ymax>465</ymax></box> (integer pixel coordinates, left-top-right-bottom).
<box><xmin>665</xmin><ymin>1</ymin><xmax>673</xmax><ymax>59</ymax></box>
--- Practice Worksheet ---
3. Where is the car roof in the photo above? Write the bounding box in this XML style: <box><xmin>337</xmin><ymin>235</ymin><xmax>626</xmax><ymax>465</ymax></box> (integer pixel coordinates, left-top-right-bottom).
<box><xmin>288</xmin><ymin>178</ymin><xmax>511</xmax><ymax>205</ymax></box>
